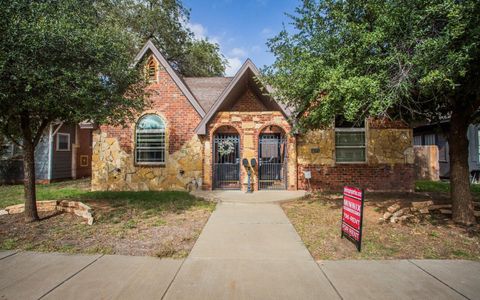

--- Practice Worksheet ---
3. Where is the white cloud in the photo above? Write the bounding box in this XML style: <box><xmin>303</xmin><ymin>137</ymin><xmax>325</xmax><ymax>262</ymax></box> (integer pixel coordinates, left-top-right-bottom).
<box><xmin>225</xmin><ymin>57</ymin><xmax>242</xmax><ymax>76</ymax></box>
<box><xmin>229</xmin><ymin>47</ymin><xmax>247</xmax><ymax>58</ymax></box>
<box><xmin>188</xmin><ymin>22</ymin><xmax>207</xmax><ymax>40</ymax></box>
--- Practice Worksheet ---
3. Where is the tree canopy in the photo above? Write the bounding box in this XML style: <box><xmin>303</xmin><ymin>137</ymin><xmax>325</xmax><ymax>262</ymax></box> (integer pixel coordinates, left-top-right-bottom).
<box><xmin>107</xmin><ymin>0</ymin><xmax>227</xmax><ymax>77</ymax></box>
<box><xmin>264</xmin><ymin>0</ymin><xmax>480</xmax><ymax>225</ymax></box>
<box><xmin>264</xmin><ymin>0</ymin><xmax>480</xmax><ymax>129</ymax></box>
<box><xmin>0</xmin><ymin>0</ymin><xmax>147</xmax><ymax>221</ymax></box>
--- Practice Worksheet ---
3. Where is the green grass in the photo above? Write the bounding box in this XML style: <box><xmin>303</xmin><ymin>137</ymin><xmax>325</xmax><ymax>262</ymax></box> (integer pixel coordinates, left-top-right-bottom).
<box><xmin>415</xmin><ymin>180</ymin><xmax>480</xmax><ymax>197</ymax></box>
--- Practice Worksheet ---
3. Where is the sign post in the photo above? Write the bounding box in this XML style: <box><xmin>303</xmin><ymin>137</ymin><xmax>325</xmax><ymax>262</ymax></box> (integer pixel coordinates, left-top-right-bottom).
<box><xmin>341</xmin><ymin>186</ymin><xmax>365</xmax><ymax>252</ymax></box>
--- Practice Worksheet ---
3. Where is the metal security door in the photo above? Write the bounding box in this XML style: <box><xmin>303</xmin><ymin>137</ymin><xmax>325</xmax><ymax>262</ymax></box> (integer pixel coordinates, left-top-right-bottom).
<box><xmin>258</xmin><ymin>134</ymin><xmax>287</xmax><ymax>190</ymax></box>
<box><xmin>213</xmin><ymin>134</ymin><xmax>240</xmax><ymax>189</ymax></box>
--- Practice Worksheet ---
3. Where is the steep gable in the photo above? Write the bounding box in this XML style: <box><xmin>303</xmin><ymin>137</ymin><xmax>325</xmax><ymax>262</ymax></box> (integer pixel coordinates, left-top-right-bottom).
<box><xmin>134</xmin><ymin>40</ymin><xmax>206</xmax><ymax>118</ymax></box>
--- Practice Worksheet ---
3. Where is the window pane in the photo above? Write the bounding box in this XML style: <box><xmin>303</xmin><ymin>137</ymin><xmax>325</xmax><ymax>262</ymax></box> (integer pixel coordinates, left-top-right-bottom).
<box><xmin>424</xmin><ymin>134</ymin><xmax>435</xmax><ymax>145</ymax></box>
<box><xmin>135</xmin><ymin>115</ymin><xmax>165</xmax><ymax>163</ymax></box>
<box><xmin>335</xmin><ymin>132</ymin><xmax>365</xmax><ymax>147</ymax></box>
<box><xmin>413</xmin><ymin>135</ymin><xmax>422</xmax><ymax>145</ymax></box>
<box><xmin>58</xmin><ymin>134</ymin><xmax>70</xmax><ymax>150</ymax></box>
<box><xmin>336</xmin><ymin>148</ymin><xmax>366</xmax><ymax>162</ymax></box>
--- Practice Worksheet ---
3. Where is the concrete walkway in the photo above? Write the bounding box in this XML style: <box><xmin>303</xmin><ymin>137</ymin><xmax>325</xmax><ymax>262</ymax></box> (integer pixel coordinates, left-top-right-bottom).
<box><xmin>1</xmin><ymin>202</ymin><xmax>480</xmax><ymax>299</ymax></box>
<box><xmin>191</xmin><ymin>190</ymin><xmax>307</xmax><ymax>203</ymax></box>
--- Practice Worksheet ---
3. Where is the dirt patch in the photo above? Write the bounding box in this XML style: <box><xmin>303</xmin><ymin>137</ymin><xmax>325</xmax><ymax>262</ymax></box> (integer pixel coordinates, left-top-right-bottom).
<box><xmin>0</xmin><ymin>200</ymin><xmax>214</xmax><ymax>258</ymax></box>
<box><xmin>282</xmin><ymin>192</ymin><xmax>480</xmax><ymax>260</ymax></box>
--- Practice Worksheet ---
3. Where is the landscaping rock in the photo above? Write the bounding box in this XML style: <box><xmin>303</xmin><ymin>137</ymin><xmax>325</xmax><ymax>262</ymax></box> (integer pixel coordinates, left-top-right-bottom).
<box><xmin>392</xmin><ymin>208</ymin><xmax>409</xmax><ymax>218</ymax></box>
<box><xmin>411</xmin><ymin>200</ymin><xmax>434</xmax><ymax>210</ymax></box>
<box><xmin>383</xmin><ymin>212</ymin><xmax>393</xmax><ymax>219</ymax></box>
<box><xmin>5</xmin><ymin>204</ymin><xmax>24</xmax><ymax>214</ymax></box>
<box><xmin>419</xmin><ymin>208</ymin><xmax>430</xmax><ymax>214</ymax></box>
<box><xmin>440</xmin><ymin>209</ymin><xmax>452</xmax><ymax>215</ymax></box>
<box><xmin>429</xmin><ymin>204</ymin><xmax>452</xmax><ymax>211</ymax></box>
<box><xmin>0</xmin><ymin>209</ymin><xmax>7</xmax><ymax>216</ymax></box>
<box><xmin>387</xmin><ymin>203</ymin><xmax>401</xmax><ymax>213</ymax></box>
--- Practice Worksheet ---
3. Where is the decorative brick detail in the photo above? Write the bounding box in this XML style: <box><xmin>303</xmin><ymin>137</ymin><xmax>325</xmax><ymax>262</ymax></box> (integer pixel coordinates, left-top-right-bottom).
<box><xmin>229</xmin><ymin>89</ymin><xmax>267</xmax><ymax>111</ymax></box>
<box><xmin>204</xmin><ymin>108</ymin><xmax>297</xmax><ymax>192</ymax></box>
<box><xmin>298</xmin><ymin>164</ymin><xmax>414</xmax><ymax>192</ymax></box>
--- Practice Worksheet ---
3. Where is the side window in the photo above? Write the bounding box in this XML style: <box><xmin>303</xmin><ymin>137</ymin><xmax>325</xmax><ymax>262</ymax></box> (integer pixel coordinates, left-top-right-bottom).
<box><xmin>147</xmin><ymin>57</ymin><xmax>158</xmax><ymax>83</ymax></box>
<box><xmin>437</xmin><ymin>135</ymin><xmax>448</xmax><ymax>162</ymax></box>
<box><xmin>335</xmin><ymin>117</ymin><xmax>366</xmax><ymax>163</ymax></box>
<box><xmin>413</xmin><ymin>135</ymin><xmax>422</xmax><ymax>146</ymax></box>
<box><xmin>56</xmin><ymin>133</ymin><xmax>71</xmax><ymax>151</ymax></box>
<box><xmin>424</xmin><ymin>134</ymin><xmax>436</xmax><ymax>145</ymax></box>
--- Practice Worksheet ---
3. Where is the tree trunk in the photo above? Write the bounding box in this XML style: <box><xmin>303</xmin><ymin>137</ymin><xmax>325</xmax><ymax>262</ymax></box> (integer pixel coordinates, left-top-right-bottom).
<box><xmin>449</xmin><ymin>110</ymin><xmax>476</xmax><ymax>225</ymax></box>
<box><xmin>23</xmin><ymin>140</ymin><xmax>39</xmax><ymax>222</ymax></box>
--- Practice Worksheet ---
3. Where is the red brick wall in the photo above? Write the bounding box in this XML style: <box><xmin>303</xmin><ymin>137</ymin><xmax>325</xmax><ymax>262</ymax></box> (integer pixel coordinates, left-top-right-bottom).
<box><xmin>229</xmin><ymin>89</ymin><xmax>267</xmax><ymax>112</ymax></box>
<box><xmin>99</xmin><ymin>58</ymin><xmax>202</xmax><ymax>155</ymax></box>
<box><xmin>298</xmin><ymin>164</ymin><xmax>414</xmax><ymax>192</ymax></box>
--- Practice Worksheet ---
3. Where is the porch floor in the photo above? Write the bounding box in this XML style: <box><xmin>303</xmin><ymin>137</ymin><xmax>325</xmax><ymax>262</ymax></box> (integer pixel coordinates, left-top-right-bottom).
<box><xmin>191</xmin><ymin>189</ymin><xmax>308</xmax><ymax>203</ymax></box>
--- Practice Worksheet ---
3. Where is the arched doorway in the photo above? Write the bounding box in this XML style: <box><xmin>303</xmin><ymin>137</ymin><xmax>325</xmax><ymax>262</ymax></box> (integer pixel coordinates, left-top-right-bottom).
<box><xmin>258</xmin><ymin>126</ymin><xmax>287</xmax><ymax>190</ymax></box>
<box><xmin>213</xmin><ymin>126</ymin><xmax>241</xmax><ymax>189</ymax></box>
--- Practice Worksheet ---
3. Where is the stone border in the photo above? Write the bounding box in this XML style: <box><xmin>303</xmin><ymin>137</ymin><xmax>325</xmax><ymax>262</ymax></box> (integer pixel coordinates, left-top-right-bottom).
<box><xmin>1</xmin><ymin>200</ymin><xmax>94</xmax><ymax>225</ymax></box>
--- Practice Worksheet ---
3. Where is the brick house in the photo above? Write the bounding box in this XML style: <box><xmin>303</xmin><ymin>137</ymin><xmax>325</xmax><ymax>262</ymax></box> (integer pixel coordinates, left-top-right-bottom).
<box><xmin>92</xmin><ymin>40</ymin><xmax>415</xmax><ymax>192</ymax></box>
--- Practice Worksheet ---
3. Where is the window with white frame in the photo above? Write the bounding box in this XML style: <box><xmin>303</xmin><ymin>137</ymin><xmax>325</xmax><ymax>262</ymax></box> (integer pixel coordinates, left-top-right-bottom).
<box><xmin>335</xmin><ymin>118</ymin><xmax>366</xmax><ymax>163</ymax></box>
<box><xmin>56</xmin><ymin>133</ymin><xmax>71</xmax><ymax>151</ymax></box>
<box><xmin>1</xmin><ymin>140</ymin><xmax>14</xmax><ymax>159</ymax></box>
<box><xmin>135</xmin><ymin>114</ymin><xmax>166</xmax><ymax>164</ymax></box>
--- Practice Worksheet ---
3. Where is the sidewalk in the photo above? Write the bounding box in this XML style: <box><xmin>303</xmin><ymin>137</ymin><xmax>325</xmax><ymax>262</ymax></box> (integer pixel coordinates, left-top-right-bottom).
<box><xmin>1</xmin><ymin>202</ymin><xmax>479</xmax><ymax>299</ymax></box>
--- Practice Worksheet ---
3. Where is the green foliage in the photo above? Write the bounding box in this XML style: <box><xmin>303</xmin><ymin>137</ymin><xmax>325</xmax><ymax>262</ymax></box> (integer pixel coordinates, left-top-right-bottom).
<box><xmin>106</xmin><ymin>0</ymin><xmax>226</xmax><ymax>76</ymax></box>
<box><xmin>263</xmin><ymin>0</ymin><xmax>480</xmax><ymax>128</ymax></box>
<box><xmin>0</xmin><ymin>0</ymin><xmax>146</xmax><ymax>144</ymax></box>
<box><xmin>415</xmin><ymin>180</ymin><xmax>480</xmax><ymax>196</ymax></box>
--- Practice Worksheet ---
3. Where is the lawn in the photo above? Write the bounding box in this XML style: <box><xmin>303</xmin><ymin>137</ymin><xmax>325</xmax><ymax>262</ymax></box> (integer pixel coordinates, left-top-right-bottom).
<box><xmin>0</xmin><ymin>180</ymin><xmax>215</xmax><ymax>257</ymax></box>
<box><xmin>415</xmin><ymin>180</ymin><xmax>480</xmax><ymax>197</ymax></box>
<box><xmin>283</xmin><ymin>188</ymin><xmax>480</xmax><ymax>260</ymax></box>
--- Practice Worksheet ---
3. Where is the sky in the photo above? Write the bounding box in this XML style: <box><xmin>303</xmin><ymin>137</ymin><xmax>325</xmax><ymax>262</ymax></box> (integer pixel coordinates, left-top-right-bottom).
<box><xmin>183</xmin><ymin>0</ymin><xmax>298</xmax><ymax>76</ymax></box>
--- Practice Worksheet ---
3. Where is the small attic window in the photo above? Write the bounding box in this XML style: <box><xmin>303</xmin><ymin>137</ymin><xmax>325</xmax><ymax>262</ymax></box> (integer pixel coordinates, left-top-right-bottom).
<box><xmin>147</xmin><ymin>57</ymin><xmax>158</xmax><ymax>83</ymax></box>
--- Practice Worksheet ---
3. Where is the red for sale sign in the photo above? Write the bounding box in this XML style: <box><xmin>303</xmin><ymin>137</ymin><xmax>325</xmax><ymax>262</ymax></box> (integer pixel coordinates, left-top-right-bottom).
<box><xmin>341</xmin><ymin>186</ymin><xmax>364</xmax><ymax>251</ymax></box>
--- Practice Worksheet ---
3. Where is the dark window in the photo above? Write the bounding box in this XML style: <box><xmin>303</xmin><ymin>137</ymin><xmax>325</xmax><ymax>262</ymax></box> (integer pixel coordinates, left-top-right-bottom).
<box><xmin>335</xmin><ymin>116</ymin><xmax>366</xmax><ymax>163</ymax></box>
<box><xmin>56</xmin><ymin>133</ymin><xmax>70</xmax><ymax>151</ymax></box>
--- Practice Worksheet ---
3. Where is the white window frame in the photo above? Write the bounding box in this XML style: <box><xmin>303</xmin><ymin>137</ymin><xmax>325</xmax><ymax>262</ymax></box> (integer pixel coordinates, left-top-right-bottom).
<box><xmin>334</xmin><ymin>127</ymin><xmax>367</xmax><ymax>164</ymax></box>
<box><xmin>56</xmin><ymin>133</ymin><xmax>71</xmax><ymax>151</ymax></box>
<box><xmin>135</xmin><ymin>115</ymin><xmax>166</xmax><ymax>165</ymax></box>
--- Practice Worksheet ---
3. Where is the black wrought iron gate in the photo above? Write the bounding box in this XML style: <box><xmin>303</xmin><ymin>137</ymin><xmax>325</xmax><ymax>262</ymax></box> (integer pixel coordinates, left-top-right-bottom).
<box><xmin>213</xmin><ymin>134</ymin><xmax>240</xmax><ymax>189</ymax></box>
<box><xmin>259</xmin><ymin>133</ymin><xmax>287</xmax><ymax>190</ymax></box>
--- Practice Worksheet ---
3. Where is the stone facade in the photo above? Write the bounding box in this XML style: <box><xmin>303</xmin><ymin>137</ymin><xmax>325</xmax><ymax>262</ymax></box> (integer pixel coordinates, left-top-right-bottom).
<box><xmin>91</xmin><ymin>42</ymin><xmax>415</xmax><ymax>193</ymax></box>
<box><xmin>296</xmin><ymin>119</ymin><xmax>415</xmax><ymax>191</ymax></box>
<box><xmin>91</xmin><ymin>54</ymin><xmax>204</xmax><ymax>191</ymax></box>
<box><xmin>203</xmin><ymin>108</ymin><xmax>297</xmax><ymax>192</ymax></box>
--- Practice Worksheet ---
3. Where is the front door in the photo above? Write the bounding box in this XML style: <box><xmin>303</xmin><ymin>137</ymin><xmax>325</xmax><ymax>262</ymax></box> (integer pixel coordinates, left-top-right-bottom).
<box><xmin>213</xmin><ymin>133</ymin><xmax>240</xmax><ymax>189</ymax></box>
<box><xmin>258</xmin><ymin>133</ymin><xmax>287</xmax><ymax>190</ymax></box>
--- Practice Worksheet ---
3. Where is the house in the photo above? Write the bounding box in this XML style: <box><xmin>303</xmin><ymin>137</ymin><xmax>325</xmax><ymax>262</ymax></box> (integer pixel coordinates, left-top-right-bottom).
<box><xmin>92</xmin><ymin>40</ymin><xmax>415</xmax><ymax>192</ymax></box>
<box><xmin>413</xmin><ymin>121</ymin><xmax>480</xmax><ymax>179</ymax></box>
<box><xmin>0</xmin><ymin>123</ymin><xmax>94</xmax><ymax>184</ymax></box>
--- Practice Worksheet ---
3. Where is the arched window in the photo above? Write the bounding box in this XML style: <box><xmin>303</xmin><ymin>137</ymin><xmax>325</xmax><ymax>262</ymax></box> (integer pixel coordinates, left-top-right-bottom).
<box><xmin>135</xmin><ymin>114</ymin><xmax>166</xmax><ymax>164</ymax></box>
<box><xmin>147</xmin><ymin>58</ymin><xmax>157</xmax><ymax>82</ymax></box>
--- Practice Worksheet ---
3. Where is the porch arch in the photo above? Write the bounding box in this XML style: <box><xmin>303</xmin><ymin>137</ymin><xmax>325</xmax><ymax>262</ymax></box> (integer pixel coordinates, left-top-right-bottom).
<box><xmin>258</xmin><ymin>125</ymin><xmax>287</xmax><ymax>190</ymax></box>
<box><xmin>212</xmin><ymin>125</ymin><xmax>241</xmax><ymax>190</ymax></box>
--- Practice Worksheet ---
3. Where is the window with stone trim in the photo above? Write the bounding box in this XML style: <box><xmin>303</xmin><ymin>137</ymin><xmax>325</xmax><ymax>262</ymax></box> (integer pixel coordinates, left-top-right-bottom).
<box><xmin>335</xmin><ymin>117</ymin><xmax>366</xmax><ymax>163</ymax></box>
<box><xmin>135</xmin><ymin>114</ymin><xmax>166</xmax><ymax>164</ymax></box>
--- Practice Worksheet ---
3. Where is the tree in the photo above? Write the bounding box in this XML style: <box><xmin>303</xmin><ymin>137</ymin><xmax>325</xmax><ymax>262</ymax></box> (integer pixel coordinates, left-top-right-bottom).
<box><xmin>106</xmin><ymin>0</ymin><xmax>226</xmax><ymax>76</ymax></box>
<box><xmin>264</xmin><ymin>0</ymin><xmax>480</xmax><ymax>224</ymax></box>
<box><xmin>0</xmin><ymin>0</ymin><xmax>146</xmax><ymax>222</ymax></box>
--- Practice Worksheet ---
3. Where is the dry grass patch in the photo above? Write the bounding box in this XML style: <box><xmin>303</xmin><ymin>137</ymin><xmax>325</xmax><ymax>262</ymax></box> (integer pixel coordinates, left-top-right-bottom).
<box><xmin>282</xmin><ymin>192</ymin><xmax>480</xmax><ymax>260</ymax></box>
<box><xmin>0</xmin><ymin>180</ymin><xmax>215</xmax><ymax>258</ymax></box>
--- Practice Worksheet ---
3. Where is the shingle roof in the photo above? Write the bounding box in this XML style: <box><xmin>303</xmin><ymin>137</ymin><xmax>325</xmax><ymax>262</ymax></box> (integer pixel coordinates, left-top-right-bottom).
<box><xmin>183</xmin><ymin>77</ymin><xmax>233</xmax><ymax>112</ymax></box>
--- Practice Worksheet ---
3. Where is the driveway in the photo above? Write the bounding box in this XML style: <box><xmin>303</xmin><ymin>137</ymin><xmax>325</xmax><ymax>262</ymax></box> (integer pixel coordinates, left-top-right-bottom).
<box><xmin>1</xmin><ymin>202</ymin><xmax>479</xmax><ymax>299</ymax></box>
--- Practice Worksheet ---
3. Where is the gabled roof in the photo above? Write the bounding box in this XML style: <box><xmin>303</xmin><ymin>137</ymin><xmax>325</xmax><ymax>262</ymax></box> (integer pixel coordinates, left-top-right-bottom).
<box><xmin>134</xmin><ymin>40</ymin><xmax>206</xmax><ymax>117</ymax></box>
<box><xmin>183</xmin><ymin>77</ymin><xmax>233</xmax><ymax>112</ymax></box>
<box><xmin>194</xmin><ymin>59</ymin><xmax>292</xmax><ymax>134</ymax></box>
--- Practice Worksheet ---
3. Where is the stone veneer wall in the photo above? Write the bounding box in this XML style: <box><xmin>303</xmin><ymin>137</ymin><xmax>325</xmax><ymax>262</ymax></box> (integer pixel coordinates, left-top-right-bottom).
<box><xmin>91</xmin><ymin>54</ymin><xmax>203</xmax><ymax>191</ymax></box>
<box><xmin>297</xmin><ymin>119</ymin><xmax>415</xmax><ymax>191</ymax></box>
<box><xmin>203</xmin><ymin>111</ymin><xmax>297</xmax><ymax>191</ymax></box>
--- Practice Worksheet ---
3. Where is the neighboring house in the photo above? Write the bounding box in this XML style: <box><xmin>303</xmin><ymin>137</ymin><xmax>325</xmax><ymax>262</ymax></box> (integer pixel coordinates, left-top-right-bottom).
<box><xmin>413</xmin><ymin>121</ymin><xmax>480</xmax><ymax>179</ymax></box>
<box><xmin>92</xmin><ymin>40</ymin><xmax>415</xmax><ymax>192</ymax></box>
<box><xmin>0</xmin><ymin>123</ymin><xmax>94</xmax><ymax>184</ymax></box>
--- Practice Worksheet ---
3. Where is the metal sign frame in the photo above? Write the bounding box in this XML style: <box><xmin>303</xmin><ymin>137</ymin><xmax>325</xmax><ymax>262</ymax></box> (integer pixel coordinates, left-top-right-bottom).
<box><xmin>340</xmin><ymin>186</ymin><xmax>365</xmax><ymax>252</ymax></box>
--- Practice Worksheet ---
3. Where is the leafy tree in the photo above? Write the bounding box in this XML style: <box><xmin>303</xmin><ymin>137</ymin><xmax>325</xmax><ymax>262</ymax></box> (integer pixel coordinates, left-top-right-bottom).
<box><xmin>107</xmin><ymin>0</ymin><xmax>226</xmax><ymax>76</ymax></box>
<box><xmin>264</xmin><ymin>0</ymin><xmax>480</xmax><ymax>224</ymax></box>
<box><xmin>0</xmin><ymin>0</ymin><xmax>146</xmax><ymax>222</ymax></box>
